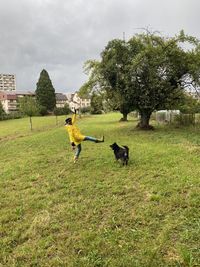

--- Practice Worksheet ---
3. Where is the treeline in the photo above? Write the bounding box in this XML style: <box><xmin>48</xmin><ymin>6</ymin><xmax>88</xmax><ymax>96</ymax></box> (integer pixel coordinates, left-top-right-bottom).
<box><xmin>0</xmin><ymin>69</ymin><xmax>71</xmax><ymax>121</ymax></box>
<box><xmin>0</xmin><ymin>70</ymin><xmax>72</xmax><ymax>131</ymax></box>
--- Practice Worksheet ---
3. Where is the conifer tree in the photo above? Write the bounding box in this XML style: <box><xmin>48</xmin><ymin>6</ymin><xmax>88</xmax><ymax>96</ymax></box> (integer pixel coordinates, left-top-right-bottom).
<box><xmin>35</xmin><ymin>69</ymin><xmax>56</xmax><ymax>111</ymax></box>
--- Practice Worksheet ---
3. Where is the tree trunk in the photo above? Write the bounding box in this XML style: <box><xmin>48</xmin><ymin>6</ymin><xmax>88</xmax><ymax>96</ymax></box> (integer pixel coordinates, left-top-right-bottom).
<box><xmin>137</xmin><ymin>111</ymin><xmax>154</xmax><ymax>130</ymax></box>
<box><xmin>119</xmin><ymin>113</ymin><xmax>128</xmax><ymax>122</ymax></box>
<box><xmin>55</xmin><ymin>115</ymin><xmax>58</xmax><ymax>126</ymax></box>
<box><xmin>29</xmin><ymin>116</ymin><xmax>33</xmax><ymax>131</ymax></box>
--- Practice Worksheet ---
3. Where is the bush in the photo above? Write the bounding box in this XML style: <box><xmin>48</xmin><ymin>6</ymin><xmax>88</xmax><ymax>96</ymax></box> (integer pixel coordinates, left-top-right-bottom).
<box><xmin>54</xmin><ymin>106</ymin><xmax>71</xmax><ymax>116</ymax></box>
<box><xmin>54</xmin><ymin>107</ymin><xmax>64</xmax><ymax>116</ymax></box>
<box><xmin>80</xmin><ymin>106</ymin><xmax>91</xmax><ymax>114</ymax></box>
<box><xmin>39</xmin><ymin>105</ymin><xmax>48</xmax><ymax>116</ymax></box>
<box><xmin>0</xmin><ymin>112</ymin><xmax>23</xmax><ymax>121</ymax></box>
<box><xmin>195</xmin><ymin>113</ymin><xmax>200</xmax><ymax>124</ymax></box>
<box><xmin>174</xmin><ymin>113</ymin><xmax>195</xmax><ymax>126</ymax></box>
<box><xmin>63</xmin><ymin>103</ymin><xmax>71</xmax><ymax>115</ymax></box>
<box><xmin>91</xmin><ymin>109</ymin><xmax>102</xmax><ymax>114</ymax></box>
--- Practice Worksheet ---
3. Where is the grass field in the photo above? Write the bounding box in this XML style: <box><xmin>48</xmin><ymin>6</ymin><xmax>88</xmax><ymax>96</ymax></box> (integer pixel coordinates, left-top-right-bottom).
<box><xmin>0</xmin><ymin>115</ymin><xmax>66</xmax><ymax>139</ymax></box>
<box><xmin>0</xmin><ymin>113</ymin><xmax>200</xmax><ymax>267</ymax></box>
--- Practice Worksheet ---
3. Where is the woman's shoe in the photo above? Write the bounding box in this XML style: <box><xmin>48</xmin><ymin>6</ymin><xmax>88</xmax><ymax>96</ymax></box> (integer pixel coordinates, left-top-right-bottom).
<box><xmin>95</xmin><ymin>136</ymin><xmax>104</xmax><ymax>143</ymax></box>
<box><xmin>73</xmin><ymin>156</ymin><xmax>78</xmax><ymax>163</ymax></box>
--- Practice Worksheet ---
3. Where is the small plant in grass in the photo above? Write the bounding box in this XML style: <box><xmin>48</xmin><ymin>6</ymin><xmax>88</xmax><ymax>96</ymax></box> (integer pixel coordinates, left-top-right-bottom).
<box><xmin>180</xmin><ymin>247</ymin><xmax>195</xmax><ymax>267</ymax></box>
<box><xmin>53</xmin><ymin>107</ymin><xmax>60</xmax><ymax>125</ymax></box>
<box><xmin>19</xmin><ymin>96</ymin><xmax>40</xmax><ymax>130</ymax></box>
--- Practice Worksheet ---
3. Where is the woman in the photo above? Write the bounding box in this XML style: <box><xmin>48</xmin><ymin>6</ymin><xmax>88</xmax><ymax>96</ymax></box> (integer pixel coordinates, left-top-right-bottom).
<box><xmin>65</xmin><ymin>109</ymin><xmax>104</xmax><ymax>163</ymax></box>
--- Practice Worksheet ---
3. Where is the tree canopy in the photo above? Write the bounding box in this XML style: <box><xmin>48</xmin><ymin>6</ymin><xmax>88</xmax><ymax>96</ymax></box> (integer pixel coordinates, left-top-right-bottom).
<box><xmin>19</xmin><ymin>96</ymin><xmax>39</xmax><ymax>130</ymax></box>
<box><xmin>81</xmin><ymin>30</ymin><xmax>200</xmax><ymax>129</ymax></box>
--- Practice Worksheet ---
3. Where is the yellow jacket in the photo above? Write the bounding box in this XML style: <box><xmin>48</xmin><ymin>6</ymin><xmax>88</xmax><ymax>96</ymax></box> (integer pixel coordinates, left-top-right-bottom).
<box><xmin>65</xmin><ymin>114</ymin><xmax>85</xmax><ymax>145</ymax></box>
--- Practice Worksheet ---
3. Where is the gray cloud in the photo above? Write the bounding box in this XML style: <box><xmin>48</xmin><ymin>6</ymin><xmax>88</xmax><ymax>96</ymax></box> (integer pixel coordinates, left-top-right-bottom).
<box><xmin>0</xmin><ymin>0</ymin><xmax>199</xmax><ymax>92</ymax></box>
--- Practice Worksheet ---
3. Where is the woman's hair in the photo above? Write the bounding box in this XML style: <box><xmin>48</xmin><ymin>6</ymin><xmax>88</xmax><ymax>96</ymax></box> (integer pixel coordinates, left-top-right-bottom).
<box><xmin>65</xmin><ymin>118</ymin><xmax>72</xmax><ymax>124</ymax></box>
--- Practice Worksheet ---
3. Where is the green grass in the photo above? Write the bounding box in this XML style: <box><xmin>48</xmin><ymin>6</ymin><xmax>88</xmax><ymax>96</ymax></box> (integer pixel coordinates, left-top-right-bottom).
<box><xmin>0</xmin><ymin>113</ymin><xmax>200</xmax><ymax>267</ymax></box>
<box><xmin>0</xmin><ymin>115</ymin><xmax>66</xmax><ymax>139</ymax></box>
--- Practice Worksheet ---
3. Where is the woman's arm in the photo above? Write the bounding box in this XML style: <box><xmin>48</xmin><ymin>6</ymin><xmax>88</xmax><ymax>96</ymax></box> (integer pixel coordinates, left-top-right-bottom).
<box><xmin>72</xmin><ymin>109</ymin><xmax>77</xmax><ymax>124</ymax></box>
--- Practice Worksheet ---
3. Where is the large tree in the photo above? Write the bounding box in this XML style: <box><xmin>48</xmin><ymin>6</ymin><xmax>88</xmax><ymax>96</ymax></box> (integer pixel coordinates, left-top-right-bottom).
<box><xmin>35</xmin><ymin>69</ymin><xmax>56</xmax><ymax>112</ymax></box>
<box><xmin>83</xmin><ymin>31</ymin><xmax>200</xmax><ymax>129</ymax></box>
<box><xmin>101</xmin><ymin>32</ymin><xmax>200</xmax><ymax>129</ymax></box>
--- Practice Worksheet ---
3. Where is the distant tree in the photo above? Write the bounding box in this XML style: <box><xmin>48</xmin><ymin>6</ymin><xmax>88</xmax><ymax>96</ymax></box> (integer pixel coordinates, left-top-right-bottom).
<box><xmin>78</xmin><ymin>81</ymin><xmax>91</xmax><ymax>99</ymax></box>
<box><xmin>79</xmin><ymin>63</ymin><xmax>104</xmax><ymax>115</ymax></box>
<box><xmin>79</xmin><ymin>59</ymin><xmax>133</xmax><ymax>120</ymax></box>
<box><xmin>53</xmin><ymin>107</ymin><xmax>60</xmax><ymax>126</ymax></box>
<box><xmin>53</xmin><ymin>103</ymin><xmax>71</xmax><ymax>125</ymax></box>
<box><xmin>178</xmin><ymin>94</ymin><xmax>200</xmax><ymax>114</ymax></box>
<box><xmin>35</xmin><ymin>69</ymin><xmax>56</xmax><ymax>112</ymax></box>
<box><xmin>19</xmin><ymin>96</ymin><xmax>39</xmax><ymax>130</ymax></box>
<box><xmin>39</xmin><ymin>105</ymin><xmax>48</xmax><ymax>116</ymax></box>
<box><xmin>91</xmin><ymin>92</ymin><xmax>103</xmax><ymax>114</ymax></box>
<box><xmin>80</xmin><ymin>106</ymin><xmax>91</xmax><ymax>114</ymax></box>
<box><xmin>63</xmin><ymin>103</ymin><xmax>71</xmax><ymax>115</ymax></box>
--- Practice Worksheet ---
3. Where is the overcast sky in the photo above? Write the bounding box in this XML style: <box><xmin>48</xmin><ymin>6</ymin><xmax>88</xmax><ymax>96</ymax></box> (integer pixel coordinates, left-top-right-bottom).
<box><xmin>0</xmin><ymin>0</ymin><xmax>199</xmax><ymax>93</ymax></box>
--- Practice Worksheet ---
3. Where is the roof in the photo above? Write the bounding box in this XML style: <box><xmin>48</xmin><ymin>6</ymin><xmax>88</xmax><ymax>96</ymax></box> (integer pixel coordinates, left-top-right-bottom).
<box><xmin>56</xmin><ymin>93</ymin><xmax>68</xmax><ymax>101</ymax></box>
<box><xmin>16</xmin><ymin>91</ymin><xmax>35</xmax><ymax>95</ymax></box>
<box><xmin>0</xmin><ymin>90</ymin><xmax>16</xmax><ymax>95</ymax></box>
<box><xmin>0</xmin><ymin>91</ymin><xmax>17</xmax><ymax>100</ymax></box>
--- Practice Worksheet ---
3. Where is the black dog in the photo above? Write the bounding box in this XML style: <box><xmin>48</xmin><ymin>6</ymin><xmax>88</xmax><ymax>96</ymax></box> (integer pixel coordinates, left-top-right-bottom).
<box><xmin>110</xmin><ymin>143</ymin><xmax>129</xmax><ymax>165</ymax></box>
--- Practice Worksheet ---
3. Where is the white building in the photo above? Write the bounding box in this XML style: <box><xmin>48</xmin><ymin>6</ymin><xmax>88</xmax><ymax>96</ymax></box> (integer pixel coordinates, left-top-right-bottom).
<box><xmin>0</xmin><ymin>74</ymin><xmax>16</xmax><ymax>91</ymax></box>
<box><xmin>66</xmin><ymin>92</ymin><xmax>91</xmax><ymax>111</ymax></box>
<box><xmin>55</xmin><ymin>93</ymin><xmax>68</xmax><ymax>108</ymax></box>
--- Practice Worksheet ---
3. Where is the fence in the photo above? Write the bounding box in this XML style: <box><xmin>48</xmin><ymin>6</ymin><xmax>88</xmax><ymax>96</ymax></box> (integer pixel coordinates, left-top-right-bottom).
<box><xmin>155</xmin><ymin>110</ymin><xmax>200</xmax><ymax>126</ymax></box>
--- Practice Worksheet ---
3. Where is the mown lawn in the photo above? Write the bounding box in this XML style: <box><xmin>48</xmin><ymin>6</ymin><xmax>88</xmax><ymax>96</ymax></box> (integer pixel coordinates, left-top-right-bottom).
<box><xmin>0</xmin><ymin>113</ymin><xmax>200</xmax><ymax>267</ymax></box>
<box><xmin>0</xmin><ymin>115</ymin><xmax>66</xmax><ymax>139</ymax></box>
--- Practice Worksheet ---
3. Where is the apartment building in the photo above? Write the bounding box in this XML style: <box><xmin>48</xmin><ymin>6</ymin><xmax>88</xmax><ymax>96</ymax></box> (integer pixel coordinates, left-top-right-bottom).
<box><xmin>0</xmin><ymin>91</ymin><xmax>35</xmax><ymax>113</ymax></box>
<box><xmin>0</xmin><ymin>74</ymin><xmax>16</xmax><ymax>91</ymax></box>
<box><xmin>0</xmin><ymin>91</ymin><xmax>18</xmax><ymax>113</ymax></box>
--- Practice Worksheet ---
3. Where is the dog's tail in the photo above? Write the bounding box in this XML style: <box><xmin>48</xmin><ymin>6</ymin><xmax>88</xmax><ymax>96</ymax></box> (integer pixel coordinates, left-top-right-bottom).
<box><xmin>123</xmin><ymin>146</ymin><xmax>129</xmax><ymax>158</ymax></box>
